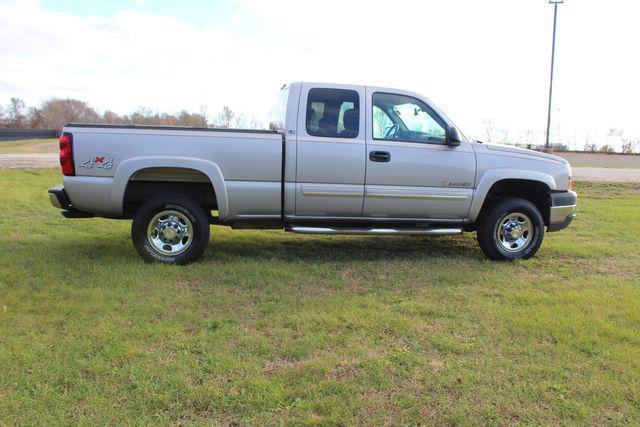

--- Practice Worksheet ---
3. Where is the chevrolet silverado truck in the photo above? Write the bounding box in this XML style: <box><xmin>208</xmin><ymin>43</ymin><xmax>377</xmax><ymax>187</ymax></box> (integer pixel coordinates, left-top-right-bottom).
<box><xmin>48</xmin><ymin>82</ymin><xmax>577</xmax><ymax>264</ymax></box>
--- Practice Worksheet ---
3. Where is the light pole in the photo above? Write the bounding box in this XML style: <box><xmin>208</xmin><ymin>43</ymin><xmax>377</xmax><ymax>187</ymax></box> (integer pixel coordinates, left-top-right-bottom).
<box><xmin>545</xmin><ymin>0</ymin><xmax>563</xmax><ymax>150</ymax></box>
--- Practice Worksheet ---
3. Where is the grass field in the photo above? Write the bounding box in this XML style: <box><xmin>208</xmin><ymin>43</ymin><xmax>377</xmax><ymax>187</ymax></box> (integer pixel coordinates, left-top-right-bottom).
<box><xmin>1</xmin><ymin>169</ymin><xmax>639</xmax><ymax>424</ymax></box>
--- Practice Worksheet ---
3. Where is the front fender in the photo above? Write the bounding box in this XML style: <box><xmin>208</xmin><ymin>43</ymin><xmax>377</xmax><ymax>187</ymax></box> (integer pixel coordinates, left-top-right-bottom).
<box><xmin>111</xmin><ymin>156</ymin><xmax>229</xmax><ymax>219</ymax></box>
<box><xmin>469</xmin><ymin>169</ymin><xmax>556</xmax><ymax>221</ymax></box>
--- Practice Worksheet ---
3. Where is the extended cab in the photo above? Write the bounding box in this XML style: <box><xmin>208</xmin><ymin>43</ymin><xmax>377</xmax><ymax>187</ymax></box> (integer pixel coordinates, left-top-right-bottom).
<box><xmin>48</xmin><ymin>82</ymin><xmax>577</xmax><ymax>264</ymax></box>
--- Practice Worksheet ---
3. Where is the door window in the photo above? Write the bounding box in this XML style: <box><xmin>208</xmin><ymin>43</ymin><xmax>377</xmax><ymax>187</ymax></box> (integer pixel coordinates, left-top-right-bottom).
<box><xmin>306</xmin><ymin>88</ymin><xmax>359</xmax><ymax>138</ymax></box>
<box><xmin>372</xmin><ymin>106</ymin><xmax>394</xmax><ymax>139</ymax></box>
<box><xmin>372</xmin><ymin>92</ymin><xmax>446</xmax><ymax>144</ymax></box>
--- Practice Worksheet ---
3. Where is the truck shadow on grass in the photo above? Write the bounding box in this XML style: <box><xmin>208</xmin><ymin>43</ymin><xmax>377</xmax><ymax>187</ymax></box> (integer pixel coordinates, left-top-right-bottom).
<box><xmin>37</xmin><ymin>233</ymin><xmax>483</xmax><ymax>266</ymax></box>
<box><xmin>204</xmin><ymin>233</ymin><xmax>482</xmax><ymax>263</ymax></box>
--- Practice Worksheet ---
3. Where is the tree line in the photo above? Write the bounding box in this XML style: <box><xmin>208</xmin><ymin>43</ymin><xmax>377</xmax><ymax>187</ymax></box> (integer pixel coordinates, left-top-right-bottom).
<box><xmin>2</xmin><ymin>97</ymin><xmax>638</xmax><ymax>153</ymax></box>
<box><xmin>0</xmin><ymin>97</ymin><xmax>263</xmax><ymax>131</ymax></box>
<box><xmin>481</xmin><ymin>119</ymin><xmax>639</xmax><ymax>154</ymax></box>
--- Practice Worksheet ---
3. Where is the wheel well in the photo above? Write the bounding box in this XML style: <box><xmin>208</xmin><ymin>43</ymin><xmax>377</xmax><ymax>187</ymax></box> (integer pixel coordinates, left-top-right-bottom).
<box><xmin>123</xmin><ymin>167</ymin><xmax>217</xmax><ymax>217</ymax></box>
<box><xmin>478</xmin><ymin>179</ymin><xmax>551</xmax><ymax>225</ymax></box>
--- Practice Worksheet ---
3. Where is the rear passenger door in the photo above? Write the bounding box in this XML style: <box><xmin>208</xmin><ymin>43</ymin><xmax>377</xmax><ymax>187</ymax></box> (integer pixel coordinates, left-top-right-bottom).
<box><xmin>294</xmin><ymin>84</ymin><xmax>366</xmax><ymax>217</ymax></box>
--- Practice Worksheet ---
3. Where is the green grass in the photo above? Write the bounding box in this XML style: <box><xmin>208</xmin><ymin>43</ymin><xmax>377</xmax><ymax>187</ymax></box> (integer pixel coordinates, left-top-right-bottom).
<box><xmin>1</xmin><ymin>170</ymin><xmax>639</xmax><ymax>425</ymax></box>
<box><xmin>0</xmin><ymin>138</ymin><xmax>58</xmax><ymax>154</ymax></box>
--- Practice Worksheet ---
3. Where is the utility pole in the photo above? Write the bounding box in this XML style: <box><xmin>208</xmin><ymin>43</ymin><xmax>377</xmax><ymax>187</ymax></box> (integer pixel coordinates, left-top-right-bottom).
<box><xmin>546</xmin><ymin>0</ymin><xmax>563</xmax><ymax>150</ymax></box>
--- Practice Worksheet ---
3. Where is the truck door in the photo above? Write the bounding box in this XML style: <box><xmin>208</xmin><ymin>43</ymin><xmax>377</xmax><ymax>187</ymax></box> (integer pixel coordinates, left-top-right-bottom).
<box><xmin>294</xmin><ymin>84</ymin><xmax>366</xmax><ymax>217</ymax></box>
<box><xmin>363</xmin><ymin>88</ymin><xmax>476</xmax><ymax>219</ymax></box>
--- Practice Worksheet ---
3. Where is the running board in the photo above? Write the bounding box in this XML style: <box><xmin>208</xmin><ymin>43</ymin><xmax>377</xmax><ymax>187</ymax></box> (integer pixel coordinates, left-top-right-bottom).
<box><xmin>286</xmin><ymin>226</ymin><xmax>462</xmax><ymax>236</ymax></box>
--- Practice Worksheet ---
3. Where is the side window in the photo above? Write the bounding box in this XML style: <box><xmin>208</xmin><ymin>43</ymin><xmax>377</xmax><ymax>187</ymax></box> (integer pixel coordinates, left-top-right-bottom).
<box><xmin>306</xmin><ymin>88</ymin><xmax>359</xmax><ymax>138</ymax></box>
<box><xmin>372</xmin><ymin>92</ymin><xmax>447</xmax><ymax>144</ymax></box>
<box><xmin>372</xmin><ymin>106</ymin><xmax>394</xmax><ymax>139</ymax></box>
<box><xmin>268</xmin><ymin>85</ymin><xmax>290</xmax><ymax>131</ymax></box>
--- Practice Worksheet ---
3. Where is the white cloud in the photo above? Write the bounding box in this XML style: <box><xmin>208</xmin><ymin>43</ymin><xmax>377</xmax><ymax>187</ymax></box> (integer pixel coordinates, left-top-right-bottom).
<box><xmin>1</xmin><ymin>0</ymin><xmax>639</xmax><ymax>148</ymax></box>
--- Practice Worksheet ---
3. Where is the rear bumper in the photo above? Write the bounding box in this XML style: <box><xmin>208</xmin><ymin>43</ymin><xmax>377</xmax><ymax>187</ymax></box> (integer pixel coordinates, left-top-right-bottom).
<box><xmin>548</xmin><ymin>190</ymin><xmax>577</xmax><ymax>232</ymax></box>
<box><xmin>48</xmin><ymin>185</ymin><xmax>70</xmax><ymax>209</ymax></box>
<box><xmin>48</xmin><ymin>186</ymin><xmax>94</xmax><ymax>218</ymax></box>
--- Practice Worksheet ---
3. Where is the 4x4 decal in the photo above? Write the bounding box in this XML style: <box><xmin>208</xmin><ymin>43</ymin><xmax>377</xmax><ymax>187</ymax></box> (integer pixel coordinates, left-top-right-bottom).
<box><xmin>79</xmin><ymin>156</ymin><xmax>113</xmax><ymax>170</ymax></box>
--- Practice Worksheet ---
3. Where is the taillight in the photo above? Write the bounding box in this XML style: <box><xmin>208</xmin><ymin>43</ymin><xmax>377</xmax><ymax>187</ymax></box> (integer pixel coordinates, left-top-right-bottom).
<box><xmin>59</xmin><ymin>132</ymin><xmax>75</xmax><ymax>176</ymax></box>
<box><xmin>568</xmin><ymin>176</ymin><xmax>573</xmax><ymax>191</ymax></box>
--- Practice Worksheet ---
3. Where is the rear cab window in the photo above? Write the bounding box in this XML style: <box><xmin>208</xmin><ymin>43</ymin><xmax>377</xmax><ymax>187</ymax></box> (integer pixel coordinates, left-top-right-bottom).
<box><xmin>269</xmin><ymin>85</ymin><xmax>290</xmax><ymax>131</ymax></box>
<box><xmin>306</xmin><ymin>88</ymin><xmax>360</xmax><ymax>138</ymax></box>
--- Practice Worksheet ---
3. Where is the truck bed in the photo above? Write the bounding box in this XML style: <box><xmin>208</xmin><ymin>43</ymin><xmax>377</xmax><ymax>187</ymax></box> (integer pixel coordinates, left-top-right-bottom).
<box><xmin>62</xmin><ymin>123</ymin><xmax>285</xmax><ymax>220</ymax></box>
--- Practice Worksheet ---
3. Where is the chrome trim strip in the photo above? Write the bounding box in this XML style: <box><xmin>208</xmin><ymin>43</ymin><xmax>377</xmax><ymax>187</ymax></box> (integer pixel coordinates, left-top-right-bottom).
<box><xmin>286</xmin><ymin>215</ymin><xmax>466</xmax><ymax>223</ymax></box>
<box><xmin>236</xmin><ymin>214</ymin><xmax>281</xmax><ymax>218</ymax></box>
<box><xmin>366</xmin><ymin>193</ymin><xmax>468</xmax><ymax>200</ymax></box>
<box><xmin>550</xmin><ymin>204</ymin><xmax>576</xmax><ymax>223</ymax></box>
<box><xmin>301</xmin><ymin>191</ymin><xmax>362</xmax><ymax>197</ymax></box>
<box><xmin>287</xmin><ymin>226</ymin><xmax>462</xmax><ymax>236</ymax></box>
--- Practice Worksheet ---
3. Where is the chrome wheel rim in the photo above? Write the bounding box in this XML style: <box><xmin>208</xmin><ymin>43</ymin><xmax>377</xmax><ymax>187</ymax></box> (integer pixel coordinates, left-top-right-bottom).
<box><xmin>495</xmin><ymin>212</ymin><xmax>533</xmax><ymax>253</ymax></box>
<box><xmin>146</xmin><ymin>210</ymin><xmax>193</xmax><ymax>256</ymax></box>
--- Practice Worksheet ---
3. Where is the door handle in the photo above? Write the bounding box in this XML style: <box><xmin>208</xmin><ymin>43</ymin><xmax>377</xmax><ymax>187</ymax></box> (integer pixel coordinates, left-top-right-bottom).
<box><xmin>369</xmin><ymin>151</ymin><xmax>391</xmax><ymax>162</ymax></box>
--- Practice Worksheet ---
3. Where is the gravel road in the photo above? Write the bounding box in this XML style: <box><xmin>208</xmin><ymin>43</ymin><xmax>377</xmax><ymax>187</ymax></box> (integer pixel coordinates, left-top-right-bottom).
<box><xmin>1</xmin><ymin>153</ymin><xmax>639</xmax><ymax>183</ymax></box>
<box><xmin>0</xmin><ymin>154</ymin><xmax>59</xmax><ymax>169</ymax></box>
<box><xmin>571</xmin><ymin>167</ymin><xmax>640</xmax><ymax>183</ymax></box>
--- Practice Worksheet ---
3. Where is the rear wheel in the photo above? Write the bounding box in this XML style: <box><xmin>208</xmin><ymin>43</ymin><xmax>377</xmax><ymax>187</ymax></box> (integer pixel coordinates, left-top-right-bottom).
<box><xmin>131</xmin><ymin>194</ymin><xmax>210</xmax><ymax>264</ymax></box>
<box><xmin>476</xmin><ymin>198</ymin><xmax>544</xmax><ymax>260</ymax></box>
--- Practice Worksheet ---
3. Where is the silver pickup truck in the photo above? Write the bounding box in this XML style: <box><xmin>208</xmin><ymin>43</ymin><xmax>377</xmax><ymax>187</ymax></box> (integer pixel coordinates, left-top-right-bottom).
<box><xmin>49</xmin><ymin>82</ymin><xmax>577</xmax><ymax>264</ymax></box>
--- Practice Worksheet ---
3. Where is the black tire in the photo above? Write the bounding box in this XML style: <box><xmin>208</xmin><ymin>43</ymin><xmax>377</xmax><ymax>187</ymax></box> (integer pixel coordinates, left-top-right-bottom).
<box><xmin>131</xmin><ymin>194</ymin><xmax>210</xmax><ymax>265</ymax></box>
<box><xmin>476</xmin><ymin>198</ymin><xmax>545</xmax><ymax>261</ymax></box>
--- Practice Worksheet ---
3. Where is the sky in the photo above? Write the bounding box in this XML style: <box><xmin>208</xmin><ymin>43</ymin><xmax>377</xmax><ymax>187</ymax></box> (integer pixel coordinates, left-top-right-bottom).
<box><xmin>1</xmin><ymin>0</ymin><xmax>639</xmax><ymax>149</ymax></box>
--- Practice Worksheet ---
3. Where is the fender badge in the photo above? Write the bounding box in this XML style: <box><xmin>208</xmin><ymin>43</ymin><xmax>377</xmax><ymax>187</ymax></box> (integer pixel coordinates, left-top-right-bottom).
<box><xmin>444</xmin><ymin>181</ymin><xmax>471</xmax><ymax>187</ymax></box>
<box><xmin>80</xmin><ymin>156</ymin><xmax>113</xmax><ymax>170</ymax></box>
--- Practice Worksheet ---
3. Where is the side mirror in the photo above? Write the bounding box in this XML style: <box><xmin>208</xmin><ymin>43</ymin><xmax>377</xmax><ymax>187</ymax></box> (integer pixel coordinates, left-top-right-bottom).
<box><xmin>447</xmin><ymin>126</ymin><xmax>461</xmax><ymax>146</ymax></box>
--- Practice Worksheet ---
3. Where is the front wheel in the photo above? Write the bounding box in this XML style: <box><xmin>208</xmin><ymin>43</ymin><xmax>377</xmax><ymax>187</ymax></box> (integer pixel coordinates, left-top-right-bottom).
<box><xmin>476</xmin><ymin>198</ymin><xmax>545</xmax><ymax>261</ymax></box>
<box><xmin>131</xmin><ymin>194</ymin><xmax>210</xmax><ymax>264</ymax></box>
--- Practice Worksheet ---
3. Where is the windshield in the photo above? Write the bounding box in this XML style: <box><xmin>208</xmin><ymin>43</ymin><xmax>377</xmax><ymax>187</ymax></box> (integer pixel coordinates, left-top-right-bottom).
<box><xmin>268</xmin><ymin>85</ymin><xmax>289</xmax><ymax>131</ymax></box>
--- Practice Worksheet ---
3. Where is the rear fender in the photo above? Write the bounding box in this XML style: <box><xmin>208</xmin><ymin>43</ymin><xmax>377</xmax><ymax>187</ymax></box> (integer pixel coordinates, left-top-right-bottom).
<box><xmin>111</xmin><ymin>157</ymin><xmax>229</xmax><ymax>218</ymax></box>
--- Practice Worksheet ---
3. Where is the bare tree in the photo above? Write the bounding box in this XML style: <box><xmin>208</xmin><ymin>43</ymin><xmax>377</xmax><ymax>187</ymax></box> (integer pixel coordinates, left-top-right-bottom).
<box><xmin>233</xmin><ymin>112</ymin><xmax>248</xmax><ymax>129</ymax></box>
<box><xmin>583</xmin><ymin>131</ymin><xmax>593</xmax><ymax>152</ymax></box>
<box><xmin>6</xmin><ymin>97</ymin><xmax>27</xmax><ymax>127</ymax></box>
<box><xmin>198</xmin><ymin>105</ymin><xmax>209</xmax><ymax>126</ymax></box>
<box><xmin>599</xmin><ymin>144</ymin><xmax>614</xmax><ymax>153</ymax></box>
<box><xmin>499</xmin><ymin>129</ymin><xmax>509</xmax><ymax>145</ymax></box>
<box><xmin>2</xmin><ymin>98</ymin><xmax>277</xmax><ymax>132</ymax></box>
<box><xmin>213</xmin><ymin>106</ymin><xmax>235</xmax><ymax>128</ymax></box>
<box><xmin>523</xmin><ymin>129</ymin><xmax>535</xmax><ymax>148</ymax></box>
<box><xmin>37</xmin><ymin>98</ymin><xmax>101</xmax><ymax>131</ymax></box>
<box><xmin>606</xmin><ymin>129</ymin><xmax>623</xmax><ymax>152</ymax></box>
<box><xmin>28</xmin><ymin>106</ymin><xmax>45</xmax><ymax>128</ymax></box>
<box><xmin>103</xmin><ymin>110</ymin><xmax>124</xmax><ymax>124</ymax></box>
<box><xmin>622</xmin><ymin>138</ymin><xmax>639</xmax><ymax>154</ymax></box>
<box><xmin>178</xmin><ymin>110</ymin><xmax>207</xmax><ymax>127</ymax></box>
<box><xmin>584</xmin><ymin>143</ymin><xmax>598</xmax><ymax>152</ymax></box>
<box><xmin>482</xmin><ymin>119</ymin><xmax>496</xmax><ymax>143</ymax></box>
<box><xmin>249</xmin><ymin>116</ymin><xmax>263</xmax><ymax>129</ymax></box>
<box><xmin>128</xmin><ymin>106</ymin><xmax>153</xmax><ymax>125</ymax></box>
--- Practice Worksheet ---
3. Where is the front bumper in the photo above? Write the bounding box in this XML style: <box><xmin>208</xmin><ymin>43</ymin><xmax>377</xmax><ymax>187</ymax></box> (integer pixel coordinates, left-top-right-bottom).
<box><xmin>48</xmin><ymin>185</ymin><xmax>94</xmax><ymax>218</ymax></box>
<box><xmin>548</xmin><ymin>190</ymin><xmax>577</xmax><ymax>232</ymax></box>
